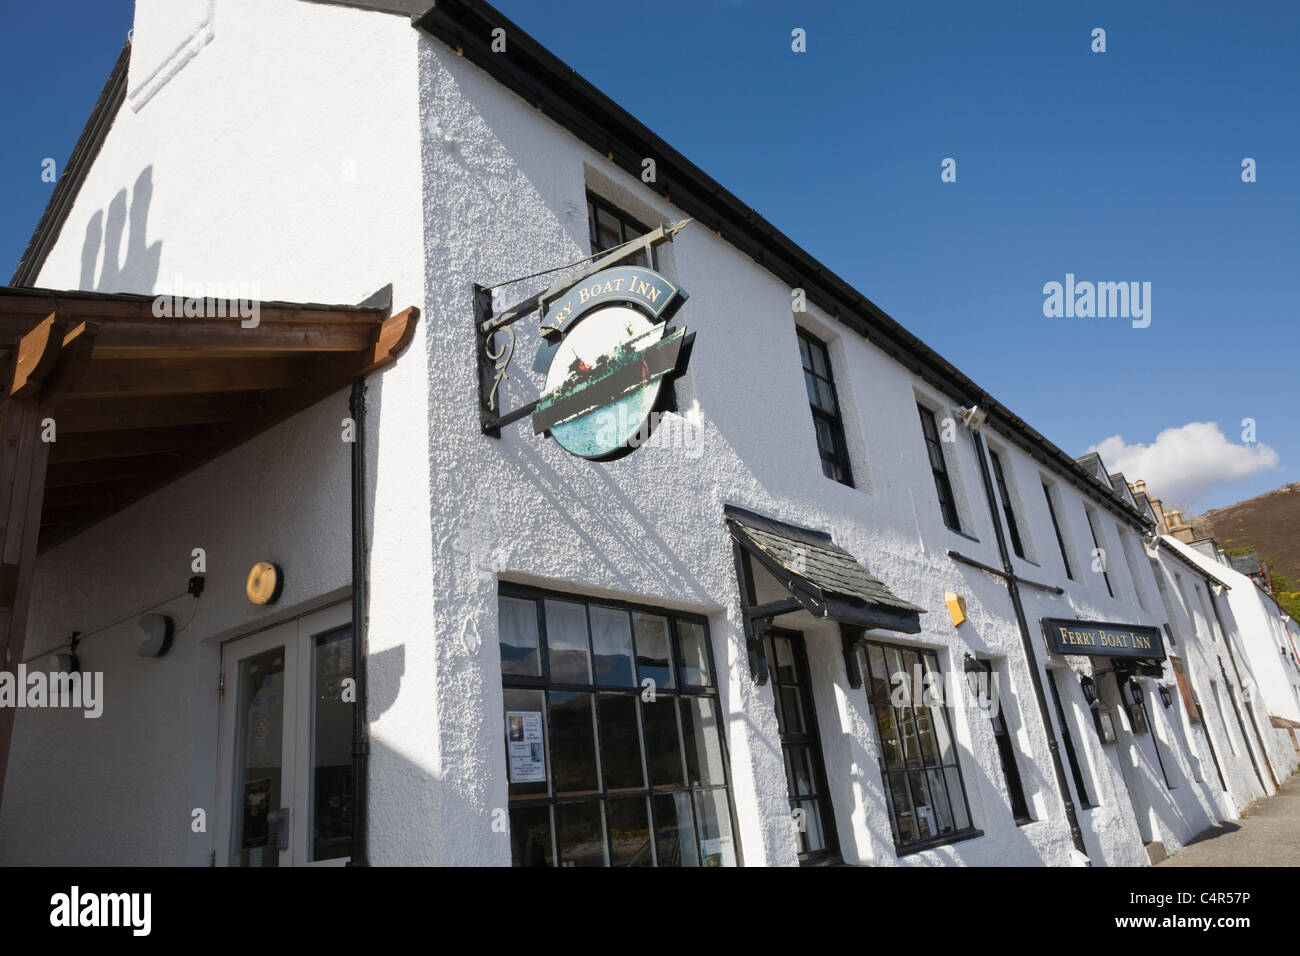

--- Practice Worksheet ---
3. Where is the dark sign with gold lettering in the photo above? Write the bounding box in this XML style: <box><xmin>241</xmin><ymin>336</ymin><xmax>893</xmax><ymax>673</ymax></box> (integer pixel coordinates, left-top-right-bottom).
<box><xmin>1041</xmin><ymin>618</ymin><xmax>1165</xmax><ymax>661</ymax></box>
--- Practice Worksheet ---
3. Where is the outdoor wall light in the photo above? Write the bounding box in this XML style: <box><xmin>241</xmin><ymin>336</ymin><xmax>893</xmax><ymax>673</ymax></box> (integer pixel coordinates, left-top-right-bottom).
<box><xmin>135</xmin><ymin>613</ymin><xmax>174</xmax><ymax>658</ymax></box>
<box><xmin>1125</xmin><ymin>679</ymin><xmax>1145</xmax><ymax>707</ymax></box>
<box><xmin>1080</xmin><ymin>674</ymin><xmax>1099</xmax><ymax>708</ymax></box>
<box><xmin>246</xmin><ymin>561</ymin><xmax>284</xmax><ymax>606</ymax></box>
<box><xmin>1158</xmin><ymin>684</ymin><xmax>1174</xmax><ymax>708</ymax></box>
<box><xmin>963</xmin><ymin>653</ymin><xmax>990</xmax><ymax>674</ymax></box>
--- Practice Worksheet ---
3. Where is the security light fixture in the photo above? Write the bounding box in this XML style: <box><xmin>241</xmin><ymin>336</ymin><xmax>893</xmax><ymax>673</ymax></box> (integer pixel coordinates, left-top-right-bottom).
<box><xmin>1158</xmin><ymin>684</ymin><xmax>1173</xmax><ymax>708</ymax></box>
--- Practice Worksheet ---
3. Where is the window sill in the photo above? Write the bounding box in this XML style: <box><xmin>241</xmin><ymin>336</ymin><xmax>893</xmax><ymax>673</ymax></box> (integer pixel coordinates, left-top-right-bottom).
<box><xmin>947</xmin><ymin>528</ymin><xmax>981</xmax><ymax>545</ymax></box>
<box><xmin>894</xmin><ymin>827</ymin><xmax>984</xmax><ymax>858</ymax></box>
<box><xmin>1014</xmin><ymin>816</ymin><xmax>1037</xmax><ymax>827</ymax></box>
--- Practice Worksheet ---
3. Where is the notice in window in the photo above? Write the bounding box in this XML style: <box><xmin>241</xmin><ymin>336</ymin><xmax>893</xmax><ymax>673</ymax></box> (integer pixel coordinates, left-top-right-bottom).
<box><xmin>701</xmin><ymin>836</ymin><xmax>735</xmax><ymax>868</ymax></box>
<box><xmin>507</xmin><ymin>711</ymin><xmax>546</xmax><ymax>783</ymax></box>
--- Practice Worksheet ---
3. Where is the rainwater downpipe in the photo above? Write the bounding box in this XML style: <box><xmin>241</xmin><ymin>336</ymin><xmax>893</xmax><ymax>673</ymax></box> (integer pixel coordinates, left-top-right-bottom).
<box><xmin>966</xmin><ymin>406</ymin><xmax>1088</xmax><ymax>858</ymax></box>
<box><xmin>348</xmin><ymin>378</ymin><xmax>370</xmax><ymax>866</ymax></box>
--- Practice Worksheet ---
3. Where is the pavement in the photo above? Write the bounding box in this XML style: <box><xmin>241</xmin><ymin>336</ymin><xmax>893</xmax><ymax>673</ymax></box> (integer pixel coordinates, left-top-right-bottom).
<box><xmin>1158</xmin><ymin>772</ymin><xmax>1300</xmax><ymax>867</ymax></box>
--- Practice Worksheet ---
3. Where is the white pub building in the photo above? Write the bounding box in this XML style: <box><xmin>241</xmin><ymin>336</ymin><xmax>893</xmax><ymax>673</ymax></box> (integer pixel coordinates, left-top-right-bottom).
<box><xmin>0</xmin><ymin>0</ymin><xmax>1294</xmax><ymax>867</ymax></box>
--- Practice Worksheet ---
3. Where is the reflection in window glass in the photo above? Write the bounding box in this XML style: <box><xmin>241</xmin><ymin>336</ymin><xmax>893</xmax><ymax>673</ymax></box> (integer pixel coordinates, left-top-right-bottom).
<box><xmin>598</xmin><ymin>693</ymin><xmax>645</xmax><ymax>791</ymax></box>
<box><xmin>510</xmin><ymin>805</ymin><xmax>553</xmax><ymax>867</ymax></box>
<box><xmin>311</xmin><ymin>627</ymin><xmax>353</xmax><ymax>861</ymax></box>
<box><xmin>499</xmin><ymin>596</ymin><xmax>541</xmax><ymax>677</ymax></box>
<box><xmin>653</xmin><ymin>792</ymin><xmax>698</xmax><ymax>867</ymax></box>
<box><xmin>607</xmin><ymin>797</ymin><xmax>654</xmax><ymax>866</ymax></box>
<box><xmin>550</xmin><ymin>692</ymin><xmax>600</xmax><ymax>795</ymax></box>
<box><xmin>677</xmin><ymin>621</ymin><xmax>712</xmax><ymax>686</ymax></box>
<box><xmin>634</xmin><ymin>613</ymin><xmax>675</xmax><ymax>689</ymax></box>
<box><xmin>545</xmin><ymin>600</ymin><xmax>591</xmax><ymax>683</ymax></box>
<box><xmin>642</xmin><ymin>697</ymin><xmax>685</xmax><ymax>788</ymax></box>
<box><xmin>557</xmin><ymin>801</ymin><xmax>607</xmax><ymax>867</ymax></box>
<box><xmin>681</xmin><ymin>697</ymin><xmax>726</xmax><ymax>787</ymax></box>
<box><xmin>693</xmin><ymin>789</ymin><xmax>737</xmax><ymax>866</ymax></box>
<box><xmin>590</xmin><ymin>606</ymin><xmax>635</xmax><ymax>686</ymax></box>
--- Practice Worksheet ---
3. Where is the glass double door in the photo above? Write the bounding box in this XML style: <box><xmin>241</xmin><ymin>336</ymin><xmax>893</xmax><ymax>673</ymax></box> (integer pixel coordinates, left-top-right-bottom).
<box><xmin>214</xmin><ymin>602</ymin><xmax>354</xmax><ymax>866</ymax></box>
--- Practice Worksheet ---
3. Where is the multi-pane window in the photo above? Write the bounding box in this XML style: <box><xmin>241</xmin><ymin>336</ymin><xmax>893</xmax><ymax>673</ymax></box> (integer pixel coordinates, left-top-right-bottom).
<box><xmin>1084</xmin><ymin>507</ymin><xmax>1115</xmax><ymax>597</ymax></box>
<box><xmin>797</xmin><ymin>330</ymin><xmax>854</xmax><ymax>486</ymax></box>
<box><xmin>1043</xmin><ymin>482</ymin><xmax>1073</xmax><ymax>579</ymax></box>
<box><xmin>861</xmin><ymin>641</ymin><xmax>976</xmax><ymax>852</ymax></box>
<box><xmin>989</xmin><ymin>450</ymin><xmax>1025</xmax><ymax>559</ymax></box>
<box><xmin>918</xmin><ymin>404</ymin><xmax>961</xmax><ymax>531</ymax></box>
<box><xmin>498</xmin><ymin>586</ymin><xmax>738</xmax><ymax>867</ymax></box>
<box><xmin>971</xmin><ymin>658</ymin><xmax>1032</xmax><ymax>823</ymax></box>
<box><xmin>587</xmin><ymin>192</ymin><xmax>653</xmax><ymax>268</ymax></box>
<box><xmin>764</xmin><ymin>630</ymin><xmax>839</xmax><ymax>863</ymax></box>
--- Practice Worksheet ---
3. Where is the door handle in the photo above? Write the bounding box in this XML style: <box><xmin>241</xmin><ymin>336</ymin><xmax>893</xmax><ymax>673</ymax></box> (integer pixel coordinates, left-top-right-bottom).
<box><xmin>267</xmin><ymin>807</ymin><xmax>291</xmax><ymax>851</ymax></box>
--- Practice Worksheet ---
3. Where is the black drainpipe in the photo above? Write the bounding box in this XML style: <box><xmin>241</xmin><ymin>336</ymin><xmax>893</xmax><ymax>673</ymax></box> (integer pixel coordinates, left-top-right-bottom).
<box><xmin>348</xmin><ymin>378</ymin><xmax>370</xmax><ymax>866</ymax></box>
<box><xmin>969</xmin><ymin>416</ymin><xmax>1088</xmax><ymax>857</ymax></box>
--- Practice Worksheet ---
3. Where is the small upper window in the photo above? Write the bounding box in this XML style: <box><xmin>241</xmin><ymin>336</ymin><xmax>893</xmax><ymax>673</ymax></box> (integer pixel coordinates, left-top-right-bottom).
<box><xmin>1043</xmin><ymin>481</ymin><xmax>1074</xmax><ymax>580</ymax></box>
<box><xmin>989</xmin><ymin>450</ymin><xmax>1025</xmax><ymax>559</ymax></box>
<box><xmin>918</xmin><ymin>404</ymin><xmax>961</xmax><ymax>531</ymax></box>
<box><xmin>797</xmin><ymin>330</ymin><xmax>854</xmax><ymax>486</ymax></box>
<box><xmin>587</xmin><ymin>192</ymin><xmax>653</xmax><ymax>269</ymax></box>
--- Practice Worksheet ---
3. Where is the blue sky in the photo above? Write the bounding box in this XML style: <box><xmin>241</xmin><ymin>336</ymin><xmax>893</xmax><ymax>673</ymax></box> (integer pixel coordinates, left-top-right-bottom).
<box><xmin>2</xmin><ymin>0</ymin><xmax>1296</xmax><ymax>512</ymax></box>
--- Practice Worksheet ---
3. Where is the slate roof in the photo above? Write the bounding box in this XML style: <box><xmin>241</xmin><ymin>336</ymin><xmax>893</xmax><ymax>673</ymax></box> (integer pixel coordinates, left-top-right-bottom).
<box><xmin>725</xmin><ymin>506</ymin><xmax>925</xmax><ymax>615</ymax></box>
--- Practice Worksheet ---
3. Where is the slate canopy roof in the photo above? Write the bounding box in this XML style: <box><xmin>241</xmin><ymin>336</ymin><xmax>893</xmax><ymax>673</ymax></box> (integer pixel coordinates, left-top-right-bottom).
<box><xmin>726</xmin><ymin>505</ymin><xmax>925</xmax><ymax>634</ymax></box>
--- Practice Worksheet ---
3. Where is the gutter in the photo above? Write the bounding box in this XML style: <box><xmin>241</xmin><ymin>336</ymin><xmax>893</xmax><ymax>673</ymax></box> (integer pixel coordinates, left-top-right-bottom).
<box><xmin>969</xmin><ymin>418</ymin><xmax>1088</xmax><ymax>858</ymax></box>
<box><xmin>348</xmin><ymin>379</ymin><xmax>370</xmax><ymax>865</ymax></box>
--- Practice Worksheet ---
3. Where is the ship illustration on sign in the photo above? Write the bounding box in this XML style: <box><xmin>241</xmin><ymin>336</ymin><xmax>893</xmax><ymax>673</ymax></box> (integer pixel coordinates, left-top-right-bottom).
<box><xmin>531</xmin><ymin>266</ymin><xmax>693</xmax><ymax>460</ymax></box>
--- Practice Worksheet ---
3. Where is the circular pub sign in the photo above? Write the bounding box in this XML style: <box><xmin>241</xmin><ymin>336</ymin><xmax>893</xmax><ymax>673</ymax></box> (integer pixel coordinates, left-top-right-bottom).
<box><xmin>531</xmin><ymin>265</ymin><xmax>693</xmax><ymax>460</ymax></box>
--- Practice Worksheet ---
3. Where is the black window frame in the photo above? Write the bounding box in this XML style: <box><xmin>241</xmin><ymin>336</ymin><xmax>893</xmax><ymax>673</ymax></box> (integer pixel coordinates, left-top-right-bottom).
<box><xmin>917</xmin><ymin>403</ymin><xmax>962</xmax><ymax>532</ymax></box>
<box><xmin>971</xmin><ymin>658</ymin><xmax>1033</xmax><ymax>824</ymax></box>
<box><xmin>989</xmin><ymin>449</ymin><xmax>1026</xmax><ymax>559</ymax></box>
<box><xmin>1043</xmin><ymin>481</ymin><xmax>1074</xmax><ymax>580</ymax></box>
<box><xmin>763</xmin><ymin>628</ymin><xmax>841</xmax><ymax>864</ymax></box>
<box><xmin>796</xmin><ymin>328</ymin><xmax>854</xmax><ymax>487</ymax></box>
<box><xmin>498</xmin><ymin>583</ymin><xmax>741</xmax><ymax>867</ymax></box>
<box><xmin>860</xmin><ymin>639</ymin><xmax>982</xmax><ymax>856</ymax></box>
<box><xmin>586</xmin><ymin>191</ymin><xmax>656</xmax><ymax>270</ymax></box>
<box><xmin>1084</xmin><ymin>506</ymin><xmax>1115</xmax><ymax>598</ymax></box>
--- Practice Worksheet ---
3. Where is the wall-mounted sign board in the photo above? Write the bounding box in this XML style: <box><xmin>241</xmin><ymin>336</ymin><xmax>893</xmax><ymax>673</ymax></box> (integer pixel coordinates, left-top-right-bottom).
<box><xmin>531</xmin><ymin>266</ymin><xmax>691</xmax><ymax>460</ymax></box>
<box><xmin>1041</xmin><ymin>618</ymin><xmax>1166</xmax><ymax>661</ymax></box>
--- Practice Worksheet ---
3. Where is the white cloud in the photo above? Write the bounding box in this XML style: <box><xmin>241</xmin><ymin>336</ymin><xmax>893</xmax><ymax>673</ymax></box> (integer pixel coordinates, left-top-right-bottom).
<box><xmin>1086</xmin><ymin>421</ymin><xmax>1280</xmax><ymax>510</ymax></box>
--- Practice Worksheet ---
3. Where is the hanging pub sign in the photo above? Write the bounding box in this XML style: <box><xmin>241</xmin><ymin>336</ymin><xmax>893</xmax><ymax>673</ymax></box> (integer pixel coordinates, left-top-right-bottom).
<box><xmin>1040</xmin><ymin>618</ymin><xmax>1166</xmax><ymax>662</ymax></box>
<box><xmin>531</xmin><ymin>265</ymin><xmax>692</xmax><ymax>459</ymax></box>
<box><xmin>472</xmin><ymin>219</ymin><xmax>696</xmax><ymax>460</ymax></box>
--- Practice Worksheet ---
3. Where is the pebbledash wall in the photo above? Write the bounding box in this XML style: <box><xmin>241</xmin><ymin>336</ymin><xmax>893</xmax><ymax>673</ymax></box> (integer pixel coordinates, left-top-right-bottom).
<box><xmin>0</xmin><ymin>0</ymin><xmax>1285</xmax><ymax>866</ymax></box>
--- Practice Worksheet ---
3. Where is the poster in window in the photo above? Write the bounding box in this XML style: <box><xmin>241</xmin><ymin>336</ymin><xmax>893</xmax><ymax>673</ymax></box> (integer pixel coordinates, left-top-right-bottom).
<box><xmin>700</xmin><ymin>836</ymin><xmax>735</xmax><ymax>867</ymax></box>
<box><xmin>242</xmin><ymin>778</ymin><xmax>272</xmax><ymax>849</ymax></box>
<box><xmin>506</xmin><ymin>711</ymin><xmax>546</xmax><ymax>783</ymax></box>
